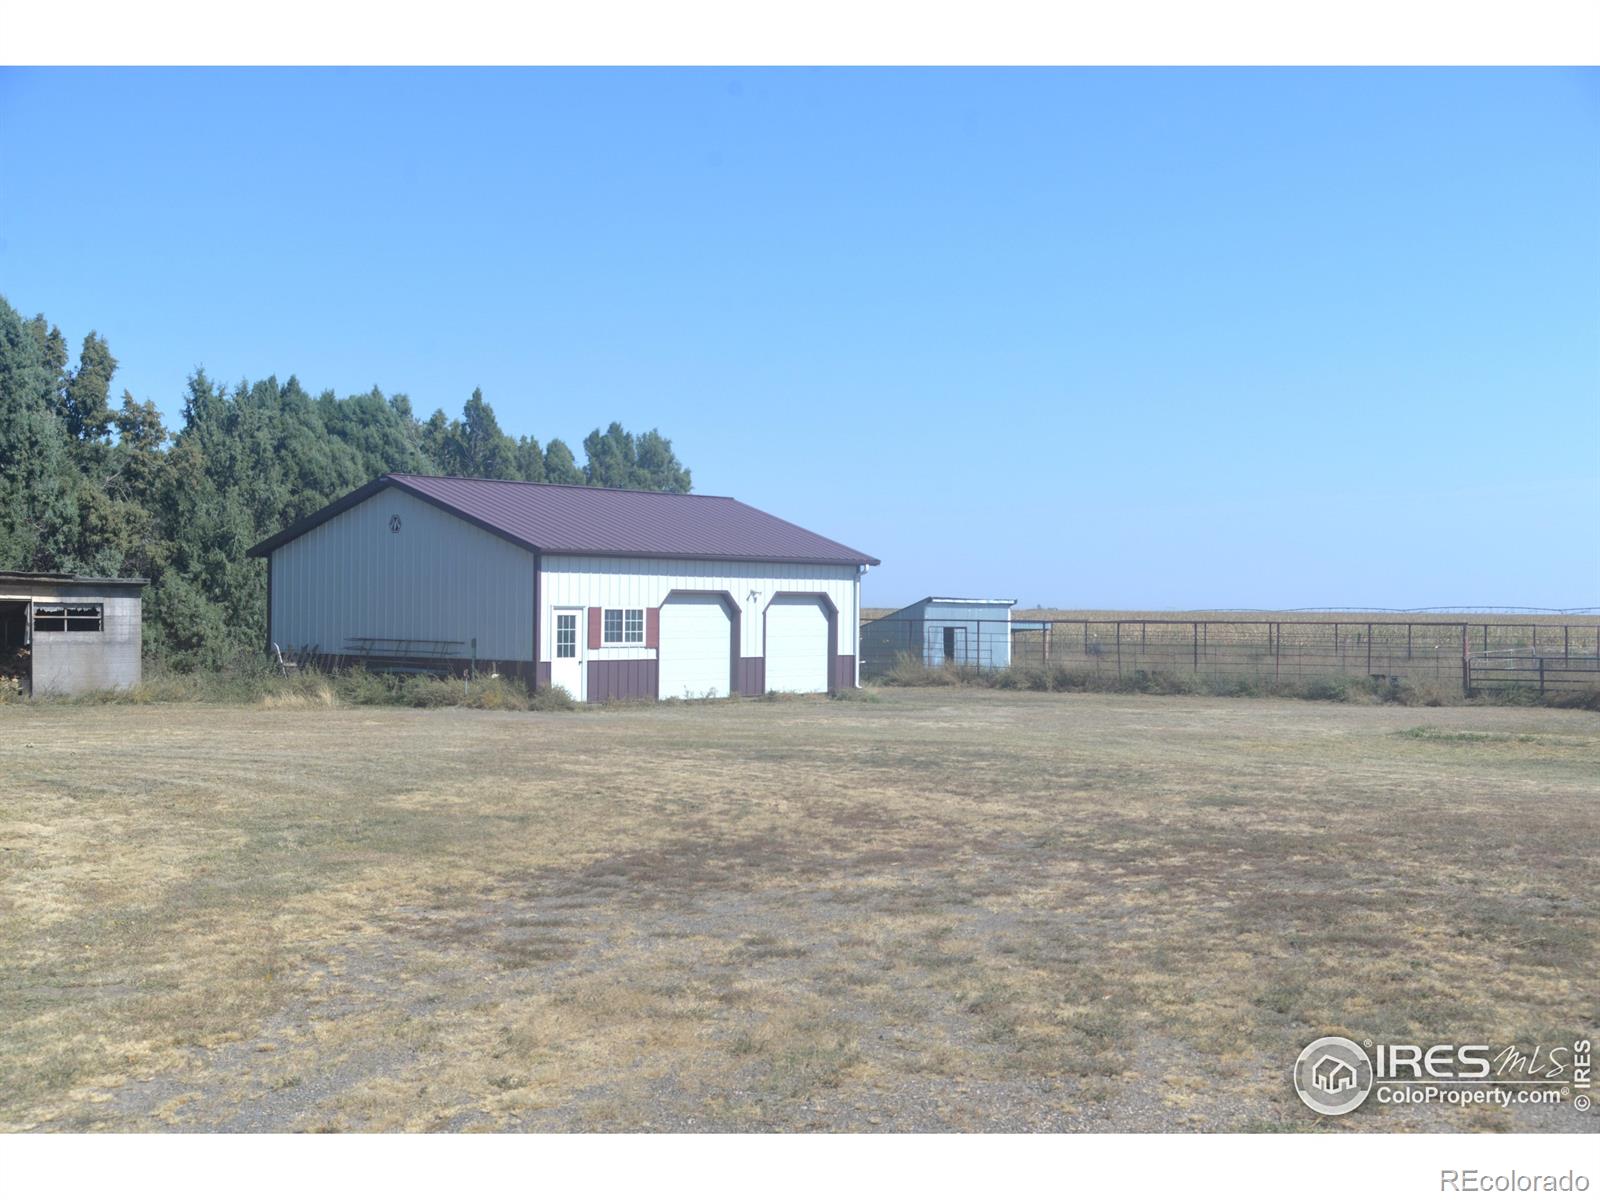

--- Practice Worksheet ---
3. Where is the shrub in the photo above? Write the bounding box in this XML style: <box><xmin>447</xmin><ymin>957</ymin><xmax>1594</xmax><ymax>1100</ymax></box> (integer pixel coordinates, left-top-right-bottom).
<box><xmin>829</xmin><ymin>686</ymin><xmax>880</xmax><ymax>702</ymax></box>
<box><xmin>27</xmin><ymin>661</ymin><xmax>577</xmax><ymax>714</ymax></box>
<box><xmin>528</xmin><ymin>683</ymin><xmax>577</xmax><ymax>711</ymax></box>
<box><xmin>1296</xmin><ymin>676</ymin><xmax>1363</xmax><ymax>703</ymax></box>
<box><xmin>1542</xmin><ymin>687</ymin><xmax>1600</xmax><ymax>712</ymax></box>
<box><xmin>1394</xmin><ymin>679</ymin><xmax>1451</xmax><ymax>707</ymax></box>
<box><xmin>879</xmin><ymin>653</ymin><xmax>963</xmax><ymax>687</ymax></box>
<box><xmin>463</xmin><ymin>676</ymin><xmax>536</xmax><ymax>711</ymax></box>
<box><xmin>1128</xmin><ymin>670</ymin><xmax>1203</xmax><ymax>696</ymax></box>
<box><xmin>259</xmin><ymin>682</ymin><xmax>338</xmax><ymax>709</ymax></box>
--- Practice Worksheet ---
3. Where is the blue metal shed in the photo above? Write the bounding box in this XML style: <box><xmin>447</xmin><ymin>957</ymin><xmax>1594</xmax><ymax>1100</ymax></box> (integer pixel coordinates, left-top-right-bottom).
<box><xmin>860</xmin><ymin>597</ymin><xmax>1016</xmax><ymax>675</ymax></box>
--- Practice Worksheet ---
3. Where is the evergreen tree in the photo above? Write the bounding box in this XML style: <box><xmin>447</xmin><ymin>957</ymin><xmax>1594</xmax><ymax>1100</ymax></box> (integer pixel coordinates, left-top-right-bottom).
<box><xmin>62</xmin><ymin>332</ymin><xmax>117</xmax><ymax>443</ymax></box>
<box><xmin>0</xmin><ymin>298</ymin><xmax>80</xmax><ymax>570</ymax></box>
<box><xmin>513</xmin><ymin>435</ymin><xmax>546</xmax><ymax>483</ymax></box>
<box><xmin>634</xmin><ymin>429</ymin><xmax>691</xmax><ymax>493</ymax></box>
<box><xmin>543</xmin><ymin>438</ymin><xmax>584</xmax><ymax>484</ymax></box>
<box><xmin>450</xmin><ymin>388</ymin><xmax>517</xmax><ymax>478</ymax></box>
<box><xmin>0</xmin><ymin>296</ymin><xmax>695</xmax><ymax>668</ymax></box>
<box><xmin>583</xmin><ymin>422</ymin><xmax>637</xmax><ymax>488</ymax></box>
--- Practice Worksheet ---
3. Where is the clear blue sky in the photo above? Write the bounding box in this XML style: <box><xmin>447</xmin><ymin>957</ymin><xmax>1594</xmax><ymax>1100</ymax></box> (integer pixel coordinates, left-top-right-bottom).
<box><xmin>2</xmin><ymin>68</ymin><xmax>1595</xmax><ymax>608</ymax></box>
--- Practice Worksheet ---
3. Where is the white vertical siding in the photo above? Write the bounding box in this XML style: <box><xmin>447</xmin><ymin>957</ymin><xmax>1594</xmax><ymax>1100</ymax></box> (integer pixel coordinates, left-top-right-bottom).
<box><xmin>539</xmin><ymin>556</ymin><xmax>860</xmax><ymax>660</ymax></box>
<box><xmin>271</xmin><ymin>489</ymin><xmax>535</xmax><ymax>662</ymax></box>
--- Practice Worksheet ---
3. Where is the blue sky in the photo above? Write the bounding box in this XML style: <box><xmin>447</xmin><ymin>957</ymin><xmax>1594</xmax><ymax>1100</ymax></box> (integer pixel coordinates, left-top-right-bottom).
<box><xmin>1</xmin><ymin>68</ymin><xmax>1595</xmax><ymax>608</ymax></box>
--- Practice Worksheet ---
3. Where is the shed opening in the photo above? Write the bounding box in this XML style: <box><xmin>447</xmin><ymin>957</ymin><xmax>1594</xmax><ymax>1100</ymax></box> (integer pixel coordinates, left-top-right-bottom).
<box><xmin>1</xmin><ymin>600</ymin><xmax>29</xmax><ymax>690</ymax></box>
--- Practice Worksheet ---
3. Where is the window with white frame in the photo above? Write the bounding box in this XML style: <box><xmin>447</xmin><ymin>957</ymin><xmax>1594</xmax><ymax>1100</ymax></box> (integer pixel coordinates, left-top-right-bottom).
<box><xmin>603</xmin><ymin>607</ymin><xmax>645</xmax><ymax>645</ymax></box>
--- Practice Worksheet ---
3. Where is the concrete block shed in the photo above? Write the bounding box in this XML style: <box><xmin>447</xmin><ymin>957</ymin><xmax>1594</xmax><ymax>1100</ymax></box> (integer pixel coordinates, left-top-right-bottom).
<box><xmin>0</xmin><ymin>571</ymin><xmax>147</xmax><ymax>697</ymax></box>
<box><xmin>860</xmin><ymin>597</ymin><xmax>1016</xmax><ymax>674</ymax></box>
<box><xmin>248</xmin><ymin>474</ymin><xmax>879</xmax><ymax>702</ymax></box>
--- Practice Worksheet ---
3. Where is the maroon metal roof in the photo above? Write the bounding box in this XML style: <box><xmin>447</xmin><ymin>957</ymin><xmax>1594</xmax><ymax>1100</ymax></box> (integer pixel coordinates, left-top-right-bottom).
<box><xmin>248</xmin><ymin>474</ymin><xmax>879</xmax><ymax>566</ymax></box>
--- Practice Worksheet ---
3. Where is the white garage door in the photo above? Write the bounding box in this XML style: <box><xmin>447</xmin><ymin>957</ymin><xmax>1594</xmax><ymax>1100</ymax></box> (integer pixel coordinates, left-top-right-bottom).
<box><xmin>764</xmin><ymin>598</ymin><xmax>830</xmax><ymax>694</ymax></box>
<box><xmin>658</xmin><ymin>595</ymin><xmax>732</xmax><ymax>699</ymax></box>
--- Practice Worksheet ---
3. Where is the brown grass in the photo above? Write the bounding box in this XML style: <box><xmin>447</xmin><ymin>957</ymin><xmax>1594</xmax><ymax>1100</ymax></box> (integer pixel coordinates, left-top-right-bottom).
<box><xmin>1</xmin><ymin>691</ymin><xmax>1595</xmax><ymax>1132</ymax></box>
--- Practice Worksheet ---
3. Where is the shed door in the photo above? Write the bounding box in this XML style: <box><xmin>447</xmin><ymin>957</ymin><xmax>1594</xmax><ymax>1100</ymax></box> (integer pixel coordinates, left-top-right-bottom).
<box><xmin>658</xmin><ymin>595</ymin><xmax>732</xmax><ymax>699</ymax></box>
<box><xmin>764</xmin><ymin>598</ymin><xmax>830</xmax><ymax>694</ymax></box>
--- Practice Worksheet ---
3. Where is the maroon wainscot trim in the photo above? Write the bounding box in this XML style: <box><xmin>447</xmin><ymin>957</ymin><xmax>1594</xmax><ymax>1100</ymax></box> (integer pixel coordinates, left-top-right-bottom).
<box><xmin>736</xmin><ymin>657</ymin><xmax>765</xmax><ymax>696</ymax></box>
<box><xmin>587</xmin><ymin>658</ymin><xmax>658</xmax><ymax>702</ymax></box>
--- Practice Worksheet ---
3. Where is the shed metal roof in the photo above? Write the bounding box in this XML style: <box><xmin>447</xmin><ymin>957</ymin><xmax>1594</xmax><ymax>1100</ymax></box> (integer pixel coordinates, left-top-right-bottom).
<box><xmin>247</xmin><ymin>474</ymin><xmax>880</xmax><ymax>567</ymax></box>
<box><xmin>0</xmin><ymin>570</ymin><xmax>149</xmax><ymax>589</ymax></box>
<box><xmin>870</xmin><ymin>596</ymin><xmax>1017</xmax><ymax>622</ymax></box>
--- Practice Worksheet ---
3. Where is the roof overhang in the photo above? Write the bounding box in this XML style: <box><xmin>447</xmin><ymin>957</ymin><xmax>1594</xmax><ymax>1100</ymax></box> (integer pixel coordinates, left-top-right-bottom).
<box><xmin>0</xmin><ymin>571</ymin><xmax>149</xmax><ymax>588</ymax></box>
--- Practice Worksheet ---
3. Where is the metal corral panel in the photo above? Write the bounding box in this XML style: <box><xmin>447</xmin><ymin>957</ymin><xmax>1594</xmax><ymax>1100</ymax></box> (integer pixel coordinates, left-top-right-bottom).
<box><xmin>270</xmin><ymin>488</ymin><xmax>535</xmax><ymax>663</ymax></box>
<box><xmin>28</xmin><ymin>586</ymin><xmax>143</xmax><ymax>696</ymax></box>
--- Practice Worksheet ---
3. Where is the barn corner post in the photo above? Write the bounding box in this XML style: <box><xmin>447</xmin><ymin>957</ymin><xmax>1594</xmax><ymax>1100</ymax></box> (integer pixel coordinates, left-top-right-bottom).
<box><xmin>530</xmin><ymin>551</ymin><xmax>541</xmax><ymax>692</ymax></box>
<box><xmin>264</xmin><ymin>554</ymin><xmax>274</xmax><ymax>657</ymax></box>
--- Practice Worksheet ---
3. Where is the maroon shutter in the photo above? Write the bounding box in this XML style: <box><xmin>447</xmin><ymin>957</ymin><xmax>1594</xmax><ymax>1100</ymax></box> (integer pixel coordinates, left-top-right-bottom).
<box><xmin>588</xmin><ymin>607</ymin><xmax>602</xmax><ymax>650</ymax></box>
<box><xmin>646</xmin><ymin>607</ymin><xmax>660</xmax><ymax>648</ymax></box>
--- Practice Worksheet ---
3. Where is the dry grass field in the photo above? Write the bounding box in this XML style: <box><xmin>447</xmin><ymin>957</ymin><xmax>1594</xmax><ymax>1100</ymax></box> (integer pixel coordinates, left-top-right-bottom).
<box><xmin>2</xmin><ymin>689</ymin><xmax>1596</xmax><ymax>1133</ymax></box>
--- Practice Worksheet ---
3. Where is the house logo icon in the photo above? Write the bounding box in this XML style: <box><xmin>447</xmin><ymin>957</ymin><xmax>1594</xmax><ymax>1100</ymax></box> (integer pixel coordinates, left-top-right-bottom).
<box><xmin>1312</xmin><ymin>1054</ymin><xmax>1358</xmax><ymax>1094</ymax></box>
<box><xmin>1294</xmin><ymin>1036</ymin><xmax>1374</xmax><ymax>1116</ymax></box>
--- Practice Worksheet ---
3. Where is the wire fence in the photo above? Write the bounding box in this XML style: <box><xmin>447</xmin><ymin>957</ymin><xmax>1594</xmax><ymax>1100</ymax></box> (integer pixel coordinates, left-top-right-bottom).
<box><xmin>859</xmin><ymin>617</ymin><xmax>1600</xmax><ymax>696</ymax></box>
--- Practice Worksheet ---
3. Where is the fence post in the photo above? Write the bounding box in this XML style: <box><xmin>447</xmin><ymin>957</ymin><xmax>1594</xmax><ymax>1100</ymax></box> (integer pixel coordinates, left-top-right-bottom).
<box><xmin>1335</xmin><ymin>622</ymin><xmax>1341</xmax><ymax>672</ymax></box>
<box><xmin>1538</xmin><ymin>656</ymin><xmax>1545</xmax><ymax>695</ymax></box>
<box><xmin>1563</xmin><ymin>625</ymin><xmax>1569</xmax><ymax>659</ymax></box>
<box><xmin>1115</xmin><ymin>621</ymin><xmax>1122</xmax><ymax>678</ymax></box>
<box><xmin>1192</xmin><ymin>622</ymin><xmax>1199</xmax><ymax>673</ymax></box>
<box><xmin>1274</xmin><ymin>622</ymin><xmax>1280</xmax><ymax>682</ymax></box>
<box><xmin>1366</xmin><ymin>622</ymin><xmax>1373</xmax><ymax>675</ymax></box>
<box><xmin>1461</xmin><ymin>624</ymin><xmax>1470</xmax><ymax>695</ymax></box>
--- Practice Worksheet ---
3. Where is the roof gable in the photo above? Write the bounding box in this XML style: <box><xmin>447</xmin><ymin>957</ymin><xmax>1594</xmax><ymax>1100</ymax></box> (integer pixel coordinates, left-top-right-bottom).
<box><xmin>247</xmin><ymin>474</ymin><xmax>879</xmax><ymax>567</ymax></box>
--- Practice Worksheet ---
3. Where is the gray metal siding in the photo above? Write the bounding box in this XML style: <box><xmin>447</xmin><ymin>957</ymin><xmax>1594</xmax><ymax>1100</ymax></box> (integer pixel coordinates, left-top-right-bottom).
<box><xmin>860</xmin><ymin>599</ymin><xmax>1013</xmax><ymax>670</ymax></box>
<box><xmin>270</xmin><ymin>488</ymin><xmax>535</xmax><ymax>662</ymax></box>
<box><xmin>30</xmin><ymin>591</ymin><xmax>142</xmax><ymax>696</ymax></box>
<box><xmin>919</xmin><ymin>601</ymin><xmax>1013</xmax><ymax>668</ymax></box>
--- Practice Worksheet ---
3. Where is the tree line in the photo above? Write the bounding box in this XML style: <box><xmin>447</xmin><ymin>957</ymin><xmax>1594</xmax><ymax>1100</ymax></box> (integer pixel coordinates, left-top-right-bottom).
<box><xmin>0</xmin><ymin>295</ymin><xmax>692</xmax><ymax>668</ymax></box>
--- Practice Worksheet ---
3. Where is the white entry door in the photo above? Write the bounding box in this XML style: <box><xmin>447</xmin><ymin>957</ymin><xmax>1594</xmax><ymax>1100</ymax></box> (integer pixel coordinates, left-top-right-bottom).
<box><xmin>550</xmin><ymin>608</ymin><xmax>585</xmax><ymax>701</ymax></box>
<box><xmin>764</xmin><ymin>597</ymin><xmax>830</xmax><ymax>693</ymax></box>
<box><xmin>658</xmin><ymin>595</ymin><xmax>732</xmax><ymax>699</ymax></box>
